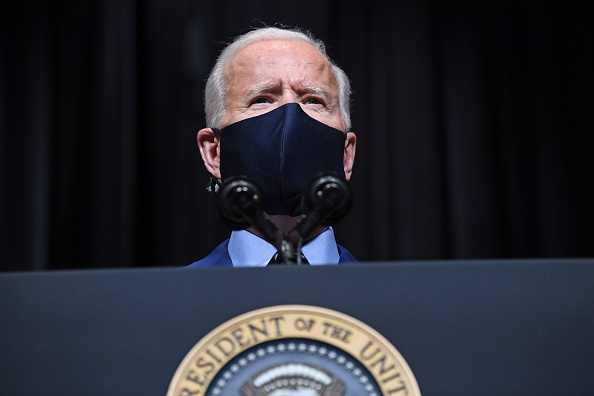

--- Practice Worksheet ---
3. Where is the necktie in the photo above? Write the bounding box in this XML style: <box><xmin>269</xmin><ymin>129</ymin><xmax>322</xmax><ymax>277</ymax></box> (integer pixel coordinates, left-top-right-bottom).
<box><xmin>269</xmin><ymin>252</ymin><xmax>309</xmax><ymax>265</ymax></box>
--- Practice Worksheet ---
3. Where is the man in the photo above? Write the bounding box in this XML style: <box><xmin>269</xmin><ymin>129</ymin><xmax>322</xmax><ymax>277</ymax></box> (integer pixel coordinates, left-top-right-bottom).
<box><xmin>188</xmin><ymin>27</ymin><xmax>357</xmax><ymax>268</ymax></box>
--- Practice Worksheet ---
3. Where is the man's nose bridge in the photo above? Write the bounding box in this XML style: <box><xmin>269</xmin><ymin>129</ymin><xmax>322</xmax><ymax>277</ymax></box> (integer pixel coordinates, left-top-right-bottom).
<box><xmin>279</xmin><ymin>89</ymin><xmax>298</xmax><ymax>105</ymax></box>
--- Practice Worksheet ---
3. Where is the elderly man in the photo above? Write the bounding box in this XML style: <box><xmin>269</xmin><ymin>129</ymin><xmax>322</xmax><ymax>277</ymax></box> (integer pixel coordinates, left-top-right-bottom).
<box><xmin>188</xmin><ymin>27</ymin><xmax>357</xmax><ymax>268</ymax></box>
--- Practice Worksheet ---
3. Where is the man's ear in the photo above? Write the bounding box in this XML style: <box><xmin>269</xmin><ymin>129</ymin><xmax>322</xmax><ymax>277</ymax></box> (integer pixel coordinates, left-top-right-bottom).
<box><xmin>343</xmin><ymin>132</ymin><xmax>357</xmax><ymax>180</ymax></box>
<box><xmin>197</xmin><ymin>128</ymin><xmax>221</xmax><ymax>179</ymax></box>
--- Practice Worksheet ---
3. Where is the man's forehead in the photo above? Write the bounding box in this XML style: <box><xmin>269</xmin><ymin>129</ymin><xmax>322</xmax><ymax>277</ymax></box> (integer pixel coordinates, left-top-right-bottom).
<box><xmin>236</xmin><ymin>39</ymin><xmax>322</xmax><ymax>56</ymax></box>
<box><xmin>225</xmin><ymin>40</ymin><xmax>336</xmax><ymax>88</ymax></box>
<box><xmin>227</xmin><ymin>40</ymin><xmax>330</xmax><ymax>72</ymax></box>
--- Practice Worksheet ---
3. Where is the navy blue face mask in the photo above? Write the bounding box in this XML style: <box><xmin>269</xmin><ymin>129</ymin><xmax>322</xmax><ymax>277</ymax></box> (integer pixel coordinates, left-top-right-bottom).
<box><xmin>217</xmin><ymin>103</ymin><xmax>347</xmax><ymax>216</ymax></box>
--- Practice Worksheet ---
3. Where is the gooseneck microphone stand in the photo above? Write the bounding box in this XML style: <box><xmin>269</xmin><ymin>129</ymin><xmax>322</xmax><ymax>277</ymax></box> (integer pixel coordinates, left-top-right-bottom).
<box><xmin>290</xmin><ymin>173</ymin><xmax>352</xmax><ymax>263</ymax></box>
<box><xmin>216</xmin><ymin>176</ymin><xmax>296</xmax><ymax>264</ymax></box>
<box><xmin>216</xmin><ymin>173</ymin><xmax>352</xmax><ymax>265</ymax></box>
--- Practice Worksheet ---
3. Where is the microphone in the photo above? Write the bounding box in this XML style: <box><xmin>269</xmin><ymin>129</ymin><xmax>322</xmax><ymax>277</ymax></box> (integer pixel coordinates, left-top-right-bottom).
<box><xmin>216</xmin><ymin>176</ymin><xmax>279</xmax><ymax>245</ymax></box>
<box><xmin>294</xmin><ymin>172</ymin><xmax>353</xmax><ymax>241</ymax></box>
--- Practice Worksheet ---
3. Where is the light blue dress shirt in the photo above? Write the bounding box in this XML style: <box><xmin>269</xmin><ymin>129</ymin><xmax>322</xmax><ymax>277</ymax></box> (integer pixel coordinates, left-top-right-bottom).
<box><xmin>228</xmin><ymin>228</ymin><xmax>340</xmax><ymax>267</ymax></box>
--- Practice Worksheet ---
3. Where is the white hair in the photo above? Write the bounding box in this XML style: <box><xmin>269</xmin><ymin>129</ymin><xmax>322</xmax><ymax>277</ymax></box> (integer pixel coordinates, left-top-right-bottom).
<box><xmin>204</xmin><ymin>27</ymin><xmax>352</xmax><ymax>131</ymax></box>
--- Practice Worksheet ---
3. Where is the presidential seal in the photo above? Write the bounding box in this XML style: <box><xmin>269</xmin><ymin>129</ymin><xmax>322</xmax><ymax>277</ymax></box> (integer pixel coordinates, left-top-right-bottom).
<box><xmin>167</xmin><ymin>305</ymin><xmax>421</xmax><ymax>396</ymax></box>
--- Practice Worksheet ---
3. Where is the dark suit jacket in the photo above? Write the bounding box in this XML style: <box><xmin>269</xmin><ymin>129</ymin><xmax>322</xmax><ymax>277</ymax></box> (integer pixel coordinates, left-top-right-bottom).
<box><xmin>187</xmin><ymin>239</ymin><xmax>357</xmax><ymax>268</ymax></box>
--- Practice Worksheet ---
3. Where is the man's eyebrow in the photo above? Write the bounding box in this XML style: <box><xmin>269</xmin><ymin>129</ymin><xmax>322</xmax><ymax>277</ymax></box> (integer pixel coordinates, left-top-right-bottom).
<box><xmin>302</xmin><ymin>85</ymin><xmax>332</xmax><ymax>97</ymax></box>
<box><xmin>245</xmin><ymin>83</ymin><xmax>278</xmax><ymax>98</ymax></box>
<box><xmin>301</xmin><ymin>85</ymin><xmax>337</xmax><ymax>106</ymax></box>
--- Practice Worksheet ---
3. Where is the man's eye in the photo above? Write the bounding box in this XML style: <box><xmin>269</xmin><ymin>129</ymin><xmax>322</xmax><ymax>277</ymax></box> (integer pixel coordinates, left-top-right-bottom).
<box><xmin>305</xmin><ymin>98</ymin><xmax>323</xmax><ymax>105</ymax></box>
<box><xmin>252</xmin><ymin>97</ymin><xmax>270</xmax><ymax>104</ymax></box>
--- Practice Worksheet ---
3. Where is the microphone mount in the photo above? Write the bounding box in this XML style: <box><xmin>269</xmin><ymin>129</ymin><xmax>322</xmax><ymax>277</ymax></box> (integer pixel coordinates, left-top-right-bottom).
<box><xmin>292</xmin><ymin>172</ymin><xmax>353</xmax><ymax>242</ymax></box>
<box><xmin>216</xmin><ymin>173</ymin><xmax>353</xmax><ymax>265</ymax></box>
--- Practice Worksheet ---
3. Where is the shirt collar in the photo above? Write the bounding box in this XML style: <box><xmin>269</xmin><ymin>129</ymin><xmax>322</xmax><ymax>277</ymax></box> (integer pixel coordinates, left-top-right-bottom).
<box><xmin>228</xmin><ymin>228</ymin><xmax>340</xmax><ymax>267</ymax></box>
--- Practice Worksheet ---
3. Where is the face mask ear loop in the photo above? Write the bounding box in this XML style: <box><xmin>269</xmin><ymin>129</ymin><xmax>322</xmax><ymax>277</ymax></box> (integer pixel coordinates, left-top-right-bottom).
<box><xmin>204</xmin><ymin>127</ymin><xmax>222</xmax><ymax>194</ymax></box>
<box><xmin>205</xmin><ymin>177</ymin><xmax>221</xmax><ymax>194</ymax></box>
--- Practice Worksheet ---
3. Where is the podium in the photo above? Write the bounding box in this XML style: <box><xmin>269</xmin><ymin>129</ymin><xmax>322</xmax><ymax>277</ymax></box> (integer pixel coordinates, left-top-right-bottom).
<box><xmin>1</xmin><ymin>259</ymin><xmax>594</xmax><ymax>395</ymax></box>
